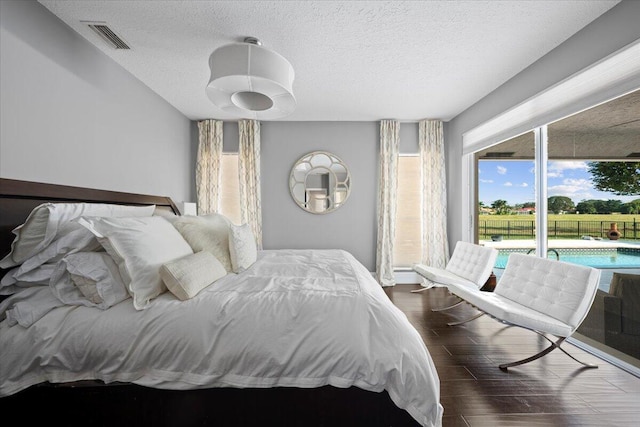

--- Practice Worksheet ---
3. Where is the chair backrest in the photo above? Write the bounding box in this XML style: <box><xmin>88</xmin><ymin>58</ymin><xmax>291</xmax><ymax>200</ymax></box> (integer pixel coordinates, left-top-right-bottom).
<box><xmin>495</xmin><ymin>253</ymin><xmax>601</xmax><ymax>330</ymax></box>
<box><xmin>445</xmin><ymin>241</ymin><xmax>499</xmax><ymax>287</ymax></box>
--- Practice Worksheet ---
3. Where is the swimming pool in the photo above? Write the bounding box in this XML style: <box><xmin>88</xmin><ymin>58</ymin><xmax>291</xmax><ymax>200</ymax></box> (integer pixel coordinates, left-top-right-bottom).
<box><xmin>495</xmin><ymin>247</ymin><xmax>640</xmax><ymax>269</ymax></box>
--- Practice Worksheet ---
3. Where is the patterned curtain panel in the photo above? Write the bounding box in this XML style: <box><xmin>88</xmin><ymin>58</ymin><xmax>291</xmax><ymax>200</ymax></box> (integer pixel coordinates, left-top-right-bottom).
<box><xmin>196</xmin><ymin>119</ymin><xmax>223</xmax><ymax>215</ymax></box>
<box><xmin>238</xmin><ymin>119</ymin><xmax>263</xmax><ymax>249</ymax></box>
<box><xmin>420</xmin><ymin>119</ymin><xmax>449</xmax><ymax>270</ymax></box>
<box><xmin>376</xmin><ymin>120</ymin><xmax>400</xmax><ymax>287</ymax></box>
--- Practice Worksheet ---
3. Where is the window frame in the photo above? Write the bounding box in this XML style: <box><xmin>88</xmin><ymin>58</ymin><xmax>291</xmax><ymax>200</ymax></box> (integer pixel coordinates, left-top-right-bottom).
<box><xmin>462</xmin><ymin>39</ymin><xmax>640</xmax><ymax>245</ymax></box>
<box><xmin>461</xmin><ymin>39</ymin><xmax>640</xmax><ymax>377</ymax></box>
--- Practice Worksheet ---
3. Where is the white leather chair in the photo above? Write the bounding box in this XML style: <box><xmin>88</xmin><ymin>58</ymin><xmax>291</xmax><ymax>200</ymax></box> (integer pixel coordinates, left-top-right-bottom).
<box><xmin>448</xmin><ymin>253</ymin><xmax>601</xmax><ymax>370</ymax></box>
<box><xmin>412</xmin><ymin>241</ymin><xmax>498</xmax><ymax>312</ymax></box>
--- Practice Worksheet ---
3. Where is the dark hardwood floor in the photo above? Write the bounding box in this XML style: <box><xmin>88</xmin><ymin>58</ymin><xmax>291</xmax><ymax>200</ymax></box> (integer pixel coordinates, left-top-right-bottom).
<box><xmin>385</xmin><ymin>284</ymin><xmax>640</xmax><ymax>427</ymax></box>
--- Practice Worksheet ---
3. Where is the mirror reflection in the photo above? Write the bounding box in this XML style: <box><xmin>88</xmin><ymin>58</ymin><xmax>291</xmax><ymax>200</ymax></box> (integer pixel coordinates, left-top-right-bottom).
<box><xmin>289</xmin><ymin>151</ymin><xmax>351</xmax><ymax>214</ymax></box>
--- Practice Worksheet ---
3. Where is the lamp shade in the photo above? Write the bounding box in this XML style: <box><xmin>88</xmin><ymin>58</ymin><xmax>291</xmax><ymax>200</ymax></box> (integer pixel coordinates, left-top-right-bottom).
<box><xmin>206</xmin><ymin>40</ymin><xmax>295</xmax><ymax>120</ymax></box>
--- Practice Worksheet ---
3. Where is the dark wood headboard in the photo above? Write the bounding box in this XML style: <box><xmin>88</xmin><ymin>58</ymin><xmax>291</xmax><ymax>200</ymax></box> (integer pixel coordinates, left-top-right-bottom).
<box><xmin>0</xmin><ymin>178</ymin><xmax>180</xmax><ymax>264</ymax></box>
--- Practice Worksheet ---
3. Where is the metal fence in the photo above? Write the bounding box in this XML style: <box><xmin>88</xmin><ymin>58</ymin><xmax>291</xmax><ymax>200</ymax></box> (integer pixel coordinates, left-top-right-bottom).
<box><xmin>478</xmin><ymin>220</ymin><xmax>640</xmax><ymax>240</ymax></box>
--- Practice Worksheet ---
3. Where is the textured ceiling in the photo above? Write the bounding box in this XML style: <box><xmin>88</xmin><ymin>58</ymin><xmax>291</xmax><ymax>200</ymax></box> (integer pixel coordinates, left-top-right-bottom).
<box><xmin>38</xmin><ymin>0</ymin><xmax>621</xmax><ymax>122</ymax></box>
<box><xmin>477</xmin><ymin>89</ymin><xmax>640</xmax><ymax>160</ymax></box>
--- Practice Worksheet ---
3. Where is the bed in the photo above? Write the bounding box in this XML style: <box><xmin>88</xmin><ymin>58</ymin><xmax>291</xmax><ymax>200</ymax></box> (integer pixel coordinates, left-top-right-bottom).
<box><xmin>0</xmin><ymin>178</ymin><xmax>443</xmax><ymax>426</ymax></box>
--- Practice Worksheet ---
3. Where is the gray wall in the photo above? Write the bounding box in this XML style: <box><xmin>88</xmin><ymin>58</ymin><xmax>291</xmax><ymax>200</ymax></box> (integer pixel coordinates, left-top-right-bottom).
<box><xmin>0</xmin><ymin>0</ymin><xmax>193</xmax><ymax>203</ymax></box>
<box><xmin>221</xmin><ymin>121</ymin><xmax>418</xmax><ymax>270</ymax></box>
<box><xmin>261</xmin><ymin>122</ymin><xmax>378</xmax><ymax>269</ymax></box>
<box><xmin>445</xmin><ymin>0</ymin><xmax>640</xmax><ymax>247</ymax></box>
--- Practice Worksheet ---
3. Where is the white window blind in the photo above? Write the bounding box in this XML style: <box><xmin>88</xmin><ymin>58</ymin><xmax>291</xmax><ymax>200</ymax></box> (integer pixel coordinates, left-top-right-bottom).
<box><xmin>220</xmin><ymin>153</ymin><xmax>241</xmax><ymax>225</ymax></box>
<box><xmin>393</xmin><ymin>155</ymin><xmax>422</xmax><ymax>267</ymax></box>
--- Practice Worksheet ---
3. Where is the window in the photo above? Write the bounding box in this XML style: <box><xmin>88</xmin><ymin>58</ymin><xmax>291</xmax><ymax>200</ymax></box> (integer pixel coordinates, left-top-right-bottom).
<box><xmin>393</xmin><ymin>155</ymin><xmax>422</xmax><ymax>267</ymax></box>
<box><xmin>220</xmin><ymin>153</ymin><xmax>241</xmax><ymax>225</ymax></box>
<box><xmin>463</xmin><ymin>40</ymin><xmax>640</xmax><ymax>375</ymax></box>
<box><xmin>476</xmin><ymin>131</ymin><xmax>537</xmax><ymax>256</ymax></box>
<box><xmin>473</xmin><ymin>89</ymin><xmax>640</xmax><ymax>373</ymax></box>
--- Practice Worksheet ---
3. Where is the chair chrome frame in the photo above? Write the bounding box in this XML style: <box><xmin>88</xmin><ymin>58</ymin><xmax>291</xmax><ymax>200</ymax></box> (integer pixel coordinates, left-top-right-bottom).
<box><xmin>432</xmin><ymin>297</ymin><xmax>464</xmax><ymax>312</ymax></box>
<box><xmin>446</xmin><ymin>305</ymin><xmax>598</xmax><ymax>371</ymax></box>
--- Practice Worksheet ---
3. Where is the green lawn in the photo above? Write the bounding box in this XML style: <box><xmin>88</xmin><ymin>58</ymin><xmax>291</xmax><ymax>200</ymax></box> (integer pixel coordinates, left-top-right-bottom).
<box><xmin>480</xmin><ymin>213</ymin><xmax>640</xmax><ymax>222</ymax></box>
<box><xmin>478</xmin><ymin>214</ymin><xmax>640</xmax><ymax>240</ymax></box>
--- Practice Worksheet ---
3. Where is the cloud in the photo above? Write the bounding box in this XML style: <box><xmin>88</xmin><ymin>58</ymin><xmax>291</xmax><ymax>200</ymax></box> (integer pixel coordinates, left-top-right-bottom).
<box><xmin>552</xmin><ymin>161</ymin><xmax>590</xmax><ymax>170</ymax></box>
<box><xmin>547</xmin><ymin>161</ymin><xmax>589</xmax><ymax>178</ymax></box>
<box><xmin>548</xmin><ymin>178</ymin><xmax>593</xmax><ymax>200</ymax></box>
<box><xmin>504</xmin><ymin>182</ymin><xmax>513</xmax><ymax>187</ymax></box>
<box><xmin>564</xmin><ymin>178</ymin><xmax>592</xmax><ymax>187</ymax></box>
<box><xmin>519</xmin><ymin>183</ymin><xmax>528</xmax><ymax>187</ymax></box>
<box><xmin>479</xmin><ymin>179</ymin><xmax>493</xmax><ymax>183</ymax></box>
<box><xmin>497</xmin><ymin>166</ymin><xmax>507</xmax><ymax>175</ymax></box>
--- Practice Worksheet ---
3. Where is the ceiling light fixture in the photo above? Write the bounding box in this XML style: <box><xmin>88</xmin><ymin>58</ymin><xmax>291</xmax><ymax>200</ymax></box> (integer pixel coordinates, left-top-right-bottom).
<box><xmin>206</xmin><ymin>37</ymin><xmax>296</xmax><ymax>120</ymax></box>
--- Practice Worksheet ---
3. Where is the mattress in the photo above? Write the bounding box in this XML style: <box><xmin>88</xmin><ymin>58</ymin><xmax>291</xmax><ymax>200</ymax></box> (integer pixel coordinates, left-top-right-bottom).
<box><xmin>0</xmin><ymin>249</ymin><xmax>443</xmax><ymax>426</ymax></box>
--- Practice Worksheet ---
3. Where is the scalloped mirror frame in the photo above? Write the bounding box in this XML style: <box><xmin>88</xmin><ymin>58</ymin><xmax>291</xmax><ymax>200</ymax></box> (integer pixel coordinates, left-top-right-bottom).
<box><xmin>289</xmin><ymin>151</ymin><xmax>351</xmax><ymax>214</ymax></box>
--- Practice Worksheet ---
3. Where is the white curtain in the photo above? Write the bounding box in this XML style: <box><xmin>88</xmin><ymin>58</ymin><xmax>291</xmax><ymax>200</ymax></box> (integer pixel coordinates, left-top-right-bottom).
<box><xmin>238</xmin><ymin>119</ymin><xmax>263</xmax><ymax>249</ymax></box>
<box><xmin>196</xmin><ymin>119</ymin><xmax>223</xmax><ymax>215</ymax></box>
<box><xmin>376</xmin><ymin>120</ymin><xmax>400</xmax><ymax>287</ymax></box>
<box><xmin>420</xmin><ymin>119</ymin><xmax>449</xmax><ymax>270</ymax></box>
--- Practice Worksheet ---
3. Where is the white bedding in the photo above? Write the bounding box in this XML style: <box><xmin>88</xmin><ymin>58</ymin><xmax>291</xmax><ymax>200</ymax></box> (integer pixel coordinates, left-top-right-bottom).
<box><xmin>0</xmin><ymin>249</ymin><xmax>443</xmax><ymax>426</ymax></box>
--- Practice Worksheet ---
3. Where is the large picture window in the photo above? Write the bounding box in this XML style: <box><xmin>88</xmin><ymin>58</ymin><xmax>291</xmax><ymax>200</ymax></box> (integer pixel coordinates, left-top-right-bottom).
<box><xmin>474</xmin><ymin>89</ymin><xmax>640</xmax><ymax>372</ymax></box>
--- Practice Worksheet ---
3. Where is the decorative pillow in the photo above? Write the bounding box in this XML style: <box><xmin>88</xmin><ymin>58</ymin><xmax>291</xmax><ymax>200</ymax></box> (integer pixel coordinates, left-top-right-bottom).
<box><xmin>78</xmin><ymin>216</ymin><xmax>193</xmax><ymax>310</ymax></box>
<box><xmin>171</xmin><ymin>214</ymin><xmax>233</xmax><ymax>272</ymax></box>
<box><xmin>228</xmin><ymin>223</ymin><xmax>257</xmax><ymax>273</ymax></box>
<box><xmin>0</xmin><ymin>203</ymin><xmax>155</xmax><ymax>268</ymax></box>
<box><xmin>49</xmin><ymin>252</ymin><xmax>130</xmax><ymax>309</ymax></box>
<box><xmin>160</xmin><ymin>251</ymin><xmax>227</xmax><ymax>301</ymax></box>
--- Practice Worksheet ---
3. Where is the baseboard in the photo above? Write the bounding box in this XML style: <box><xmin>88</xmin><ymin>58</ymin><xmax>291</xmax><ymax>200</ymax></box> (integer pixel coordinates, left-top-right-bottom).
<box><xmin>368</xmin><ymin>271</ymin><xmax>422</xmax><ymax>285</ymax></box>
<box><xmin>394</xmin><ymin>271</ymin><xmax>421</xmax><ymax>284</ymax></box>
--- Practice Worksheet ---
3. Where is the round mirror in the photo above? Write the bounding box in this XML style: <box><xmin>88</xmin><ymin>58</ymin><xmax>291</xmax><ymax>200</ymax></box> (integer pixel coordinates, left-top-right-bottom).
<box><xmin>289</xmin><ymin>151</ymin><xmax>351</xmax><ymax>214</ymax></box>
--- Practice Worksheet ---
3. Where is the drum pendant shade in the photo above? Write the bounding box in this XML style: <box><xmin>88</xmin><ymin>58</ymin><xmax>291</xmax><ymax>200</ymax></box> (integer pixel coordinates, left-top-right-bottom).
<box><xmin>206</xmin><ymin>39</ymin><xmax>296</xmax><ymax>120</ymax></box>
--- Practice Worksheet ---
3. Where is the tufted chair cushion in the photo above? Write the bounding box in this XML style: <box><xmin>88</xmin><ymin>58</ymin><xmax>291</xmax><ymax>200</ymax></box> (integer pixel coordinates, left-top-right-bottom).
<box><xmin>444</xmin><ymin>241</ymin><xmax>498</xmax><ymax>287</ymax></box>
<box><xmin>495</xmin><ymin>253</ymin><xmax>601</xmax><ymax>329</ymax></box>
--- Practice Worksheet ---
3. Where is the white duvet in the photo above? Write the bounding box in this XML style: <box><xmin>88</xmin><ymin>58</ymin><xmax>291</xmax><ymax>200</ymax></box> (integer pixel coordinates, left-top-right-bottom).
<box><xmin>0</xmin><ymin>249</ymin><xmax>443</xmax><ymax>426</ymax></box>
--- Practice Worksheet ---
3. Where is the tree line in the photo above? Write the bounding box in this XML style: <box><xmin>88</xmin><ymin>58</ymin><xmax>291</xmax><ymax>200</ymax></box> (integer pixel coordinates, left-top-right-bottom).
<box><xmin>480</xmin><ymin>162</ymin><xmax>640</xmax><ymax>215</ymax></box>
<box><xmin>481</xmin><ymin>197</ymin><xmax>640</xmax><ymax>215</ymax></box>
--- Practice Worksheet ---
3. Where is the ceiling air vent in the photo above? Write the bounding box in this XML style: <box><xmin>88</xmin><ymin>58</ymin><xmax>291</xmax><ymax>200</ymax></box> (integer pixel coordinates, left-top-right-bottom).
<box><xmin>85</xmin><ymin>22</ymin><xmax>130</xmax><ymax>50</ymax></box>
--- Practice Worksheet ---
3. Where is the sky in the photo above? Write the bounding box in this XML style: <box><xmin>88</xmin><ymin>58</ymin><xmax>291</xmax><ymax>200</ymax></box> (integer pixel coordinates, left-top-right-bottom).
<box><xmin>478</xmin><ymin>160</ymin><xmax>637</xmax><ymax>206</ymax></box>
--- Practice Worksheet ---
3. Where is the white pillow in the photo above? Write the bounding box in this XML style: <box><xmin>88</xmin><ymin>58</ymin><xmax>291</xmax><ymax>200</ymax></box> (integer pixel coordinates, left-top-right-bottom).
<box><xmin>171</xmin><ymin>214</ymin><xmax>233</xmax><ymax>272</ymax></box>
<box><xmin>0</xmin><ymin>203</ymin><xmax>156</xmax><ymax>268</ymax></box>
<box><xmin>1</xmin><ymin>264</ymin><xmax>57</xmax><ymax>294</ymax></box>
<box><xmin>160</xmin><ymin>251</ymin><xmax>227</xmax><ymax>300</ymax></box>
<box><xmin>228</xmin><ymin>223</ymin><xmax>257</xmax><ymax>273</ymax></box>
<box><xmin>9</xmin><ymin>227</ymin><xmax>102</xmax><ymax>279</ymax></box>
<box><xmin>49</xmin><ymin>252</ymin><xmax>129</xmax><ymax>309</ymax></box>
<box><xmin>78</xmin><ymin>216</ymin><xmax>193</xmax><ymax>310</ymax></box>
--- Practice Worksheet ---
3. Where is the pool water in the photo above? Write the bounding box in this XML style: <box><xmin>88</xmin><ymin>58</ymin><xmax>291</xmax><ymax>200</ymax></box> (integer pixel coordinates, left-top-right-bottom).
<box><xmin>495</xmin><ymin>248</ymin><xmax>640</xmax><ymax>269</ymax></box>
